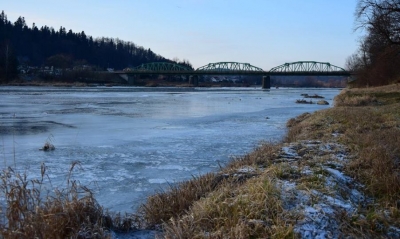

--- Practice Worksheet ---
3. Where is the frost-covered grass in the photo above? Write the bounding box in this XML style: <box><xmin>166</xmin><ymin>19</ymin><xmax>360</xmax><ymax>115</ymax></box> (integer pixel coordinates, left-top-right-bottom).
<box><xmin>139</xmin><ymin>84</ymin><xmax>400</xmax><ymax>238</ymax></box>
<box><xmin>287</xmin><ymin>85</ymin><xmax>400</xmax><ymax>205</ymax></box>
<box><xmin>285</xmin><ymin>84</ymin><xmax>400</xmax><ymax>237</ymax></box>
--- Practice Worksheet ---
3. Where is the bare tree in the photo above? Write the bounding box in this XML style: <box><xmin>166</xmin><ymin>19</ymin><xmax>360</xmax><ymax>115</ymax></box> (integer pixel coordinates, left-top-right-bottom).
<box><xmin>355</xmin><ymin>0</ymin><xmax>400</xmax><ymax>45</ymax></box>
<box><xmin>345</xmin><ymin>53</ymin><xmax>362</xmax><ymax>72</ymax></box>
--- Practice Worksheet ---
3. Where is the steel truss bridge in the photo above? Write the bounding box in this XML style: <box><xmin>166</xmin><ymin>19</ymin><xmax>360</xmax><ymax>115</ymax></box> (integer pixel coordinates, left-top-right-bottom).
<box><xmin>116</xmin><ymin>61</ymin><xmax>351</xmax><ymax>88</ymax></box>
<box><xmin>118</xmin><ymin>61</ymin><xmax>350</xmax><ymax>76</ymax></box>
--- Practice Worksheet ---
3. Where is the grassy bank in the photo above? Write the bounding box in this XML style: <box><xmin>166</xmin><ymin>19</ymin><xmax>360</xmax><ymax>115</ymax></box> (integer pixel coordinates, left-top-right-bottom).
<box><xmin>139</xmin><ymin>84</ymin><xmax>400</xmax><ymax>238</ymax></box>
<box><xmin>1</xmin><ymin>85</ymin><xmax>399</xmax><ymax>238</ymax></box>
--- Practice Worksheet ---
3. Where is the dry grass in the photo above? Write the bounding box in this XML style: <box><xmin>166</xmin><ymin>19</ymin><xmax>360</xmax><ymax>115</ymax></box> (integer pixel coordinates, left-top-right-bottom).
<box><xmin>335</xmin><ymin>94</ymin><xmax>378</xmax><ymax>106</ymax></box>
<box><xmin>286</xmin><ymin>86</ymin><xmax>400</xmax><ymax>204</ymax></box>
<box><xmin>336</xmin><ymin>84</ymin><xmax>400</xmax><ymax>106</ymax></box>
<box><xmin>346</xmin><ymin>129</ymin><xmax>400</xmax><ymax>201</ymax></box>
<box><xmin>162</xmin><ymin>173</ymin><xmax>295</xmax><ymax>239</ymax></box>
<box><xmin>285</xmin><ymin>84</ymin><xmax>400</xmax><ymax>235</ymax></box>
<box><xmin>348</xmin><ymin>83</ymin><xmax>400</xmax><ymax>93</ymax></box>
<box><xmin>0</xmin><ymin>162</ymin><xmax>108</xmax><ymax>238</ymax></box>
<box><xmin>0</xmin><ymin>162</ymin><xmax>137</xmax><ymax>238</ymax></box>
<box><xmin>139</xmin><ymin>143</ymin><xmax>282</xmax><ymax>229</ymax></box>
<box><xmin>225</xmin><ymin>142</ymin><xmax>279</xmax><ymax>170</ymax></box>
<box><xmin>138</xmin><ymin>143</ymin><xmax>299</xmax><ymax>238</ymax></box>
<box><xmin>139</xmin><ymin>172</ymin><xmax>218</xmax><ymax>227</ymax></box>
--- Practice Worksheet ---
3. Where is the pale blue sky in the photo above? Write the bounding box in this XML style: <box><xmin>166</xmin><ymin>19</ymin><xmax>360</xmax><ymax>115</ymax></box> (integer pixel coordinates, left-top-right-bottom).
<box><xmin>2</xmin><ymin>0</ymin><xmax>359</xmax><ymax>70</ymax></box>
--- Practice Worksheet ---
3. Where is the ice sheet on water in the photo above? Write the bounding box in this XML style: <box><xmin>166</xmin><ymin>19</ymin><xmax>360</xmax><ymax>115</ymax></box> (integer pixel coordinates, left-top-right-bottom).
<box><xmin>0</xmin><ymin>87</ymin><xmax>341</xmax><ymax>213</ymax></box>
<box><xmin>148</xmin><ymin>178</ymin><xmax>168</xmax><ymax>184</ymax></box>
<box><xmin>156</xmin><ymin>164</ymin><xmax>193</xmax><ymax>171</ymax></box>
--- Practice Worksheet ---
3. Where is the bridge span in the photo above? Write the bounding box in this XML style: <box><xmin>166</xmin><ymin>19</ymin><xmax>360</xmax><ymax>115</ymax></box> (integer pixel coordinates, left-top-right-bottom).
<box><xmin>115</xmin><ymin>61</ymin><xmax>351</xmax><ymax>88</ymax></box>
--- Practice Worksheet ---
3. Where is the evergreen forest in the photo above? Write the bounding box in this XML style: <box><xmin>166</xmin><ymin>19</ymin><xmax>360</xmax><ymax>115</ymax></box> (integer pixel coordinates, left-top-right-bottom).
<box><xmin>0</xmin><ymin>11</ymin><xmax>192</xmax><ymax>83</ymax></box>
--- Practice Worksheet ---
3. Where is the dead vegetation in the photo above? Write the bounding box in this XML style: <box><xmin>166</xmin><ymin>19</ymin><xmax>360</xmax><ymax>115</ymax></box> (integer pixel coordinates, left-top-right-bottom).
<box><xmin>139</xmin><ymin>172</ymin><xmax>218</xmax><ymax>227</ymax></box>
<box><xmin>137</xmin><ymin>143</ymin><xmax>299</xmax><ymax>238</ymax></box>
<box><xmin>162</xmin><ymin>174</ymin><xmax>295</xmax><ymax>238</ymax></box>
<box><xmin>284</xmin><ymin>84</ymin><xmax>400</xmax><ymax>236</ymax></box>
<box><xmin>138</xmin><ymin>84</ymin><xmax>400</xmax><ymax>238</ymax></box>
<box><xmin>0</xmin><ymin>162</ymin><xmax>137</xmax><ymax>238</ymax></box>
<box><xmin>287</xmin><ymin>88</ymin><xmax>400</xmax><ymax>205</ymax></box>
<box><xmin>287</xmin><ymin>85</ymin><xmax>400</xmax><ymax>205</ymax></box>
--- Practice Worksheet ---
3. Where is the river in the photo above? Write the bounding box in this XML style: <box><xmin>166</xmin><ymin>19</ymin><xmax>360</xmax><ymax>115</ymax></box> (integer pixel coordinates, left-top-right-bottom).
<box><xmin>0</xmin><ymin>86</ymin><xmax>340</xmax><ymax>213</ymax></box>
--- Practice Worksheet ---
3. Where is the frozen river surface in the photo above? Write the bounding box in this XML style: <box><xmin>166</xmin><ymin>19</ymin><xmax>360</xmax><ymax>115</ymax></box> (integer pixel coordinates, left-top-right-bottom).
<box><xmin>0</xmin><ymin>86</ymin><xmax>340</xmax><ymax>212</ymax></box>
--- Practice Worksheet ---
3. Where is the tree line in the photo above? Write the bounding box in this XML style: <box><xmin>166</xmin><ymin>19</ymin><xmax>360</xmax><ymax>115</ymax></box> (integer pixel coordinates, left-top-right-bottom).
<box><xmin>0</xmin><ymin>11</ymin><xmax>192</xmax><ymax>83</ymax></box>
<box><xmin>346</xmin><ymin>0</ymin><xmax>400</xmax><ymax>86</ymax></box>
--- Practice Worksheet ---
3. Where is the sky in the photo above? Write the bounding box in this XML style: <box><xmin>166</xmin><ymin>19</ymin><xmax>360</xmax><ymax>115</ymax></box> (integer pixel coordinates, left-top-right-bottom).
<box><xmin>2</xmin><ymin>0</ymin><xmax>360</xmax><ymax>70</ymax></box>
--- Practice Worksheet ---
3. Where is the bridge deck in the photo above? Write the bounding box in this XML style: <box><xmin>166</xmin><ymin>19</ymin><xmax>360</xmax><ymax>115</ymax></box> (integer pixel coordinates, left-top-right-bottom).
<box><xmin>114</xmin><ymin>70</ymin><xmax>351</xmax><ymax>76</ymax></box>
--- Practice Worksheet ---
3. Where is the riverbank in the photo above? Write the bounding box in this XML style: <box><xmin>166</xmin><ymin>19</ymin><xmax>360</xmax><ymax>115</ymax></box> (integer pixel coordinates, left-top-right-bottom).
<box><xmin>1</xmin><ymin>85</ymin><xmax>399</xmax><ymax>238</ymax></box>
<box><xmin>138</xmin><ymin>84</ymin><xmax>400</xmax><ymax>238</ymax></box>
<box><xmin>1</xmin><ymin>79</ymin><xmax>255</xmax><ymax>88</ymax></box>
<box><xmin>2</xmin><ymin>78</ymin><xmax>344</xmax><ymax>88</ymax></box>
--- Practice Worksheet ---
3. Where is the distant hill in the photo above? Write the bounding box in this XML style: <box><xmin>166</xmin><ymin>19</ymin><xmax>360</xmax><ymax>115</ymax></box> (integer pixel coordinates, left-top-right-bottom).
<box><xmin>0</xmin><ymin>11</ymin><xmax>192</xmax><ymax>82</ymax></box>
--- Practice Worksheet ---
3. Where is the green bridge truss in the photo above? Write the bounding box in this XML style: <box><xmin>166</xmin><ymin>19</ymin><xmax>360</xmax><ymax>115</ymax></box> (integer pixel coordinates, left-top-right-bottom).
<box><xmin>269</xmin><ymin>61</ymin><xmax>346</xmax><ymax>73</ymax></box>
<box><xmin>125</xmin><ymin>62</ymin><xmax>192</xmax><ymax>72</ymax></box>
<box><xmin>196</xmin><ymin>62</ymin><xmax>264</xmax><ymax>72</ymax></box>
<box><xmin>120</xmin><ymin>61</ymin><xmax>349</xmax><ymax>76</ymax></box>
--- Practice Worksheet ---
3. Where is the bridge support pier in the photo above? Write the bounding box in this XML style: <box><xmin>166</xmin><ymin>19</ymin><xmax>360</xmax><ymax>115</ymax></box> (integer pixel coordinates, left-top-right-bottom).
<box><xmin>189</xmin><ymin>75</ymin><xmax>199</xmax><ymax>87</ymax></box>
<box><xmin>262</xmin><ymin>76</ymin><xmax>270</xmax><ymax>89</ymax></box>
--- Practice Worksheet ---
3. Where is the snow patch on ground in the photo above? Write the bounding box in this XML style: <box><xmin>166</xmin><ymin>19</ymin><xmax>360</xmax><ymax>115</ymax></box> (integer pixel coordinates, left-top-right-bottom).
<box><xmin>273</xmin><ymin>140</ymin><xmax>400</xmax><ymax>238</ymax></box>
<box><xmin>236</xmin><ymin>166</ymin><xmax>256</xmax><ymax>173</ymax></box>
<box><xmin>281</xmin><ymin>146</ymin><xmax>299</xmax><ymax>160</ymax></box>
